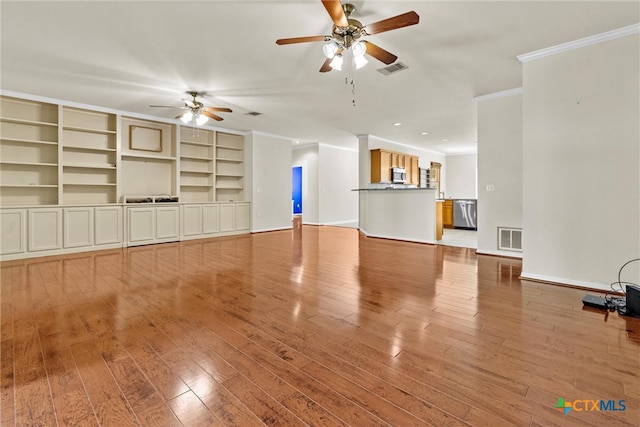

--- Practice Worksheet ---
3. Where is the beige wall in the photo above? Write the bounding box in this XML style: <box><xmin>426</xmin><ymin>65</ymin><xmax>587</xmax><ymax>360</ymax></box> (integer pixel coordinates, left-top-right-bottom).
<box><xmin>521</xmin><ymin>34</ymin><xmax>640</xmax><ymax>289</ymax></box>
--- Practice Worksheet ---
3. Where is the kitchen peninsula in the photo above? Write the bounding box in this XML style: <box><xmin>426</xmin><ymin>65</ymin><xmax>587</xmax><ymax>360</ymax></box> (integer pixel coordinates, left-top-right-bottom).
<box><xmin>355</xmin><ymin>186</ymin><xmax>438</xmax><ymax>244</ymax></box>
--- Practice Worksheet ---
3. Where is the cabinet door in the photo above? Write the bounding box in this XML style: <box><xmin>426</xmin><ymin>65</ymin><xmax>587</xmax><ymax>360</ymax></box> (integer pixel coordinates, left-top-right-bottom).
<box><xmin>28</xmin><ymin>208</ymin><xmax>62</xmax><ymax>251</ymax></box>
<box><xmin>380</xmin><ymin>151</ymin><xmax>392</xmax><ymax>182</ymax></box>
<box><xmin>95</xmin><ymin>206</ymin><xmax>122</xmax><ymax>245</ymax></box>
<box><xmin>370</xmin><ymin>149</ymin><xmax>382</xmax><ymax>183</ymax></box>
<box><xmin>410</xmin><ymin>157</ymin><xmax>419</xmax><ymax>185</ymax></box>
<box><xmin>182</xmin><ymin>204</ymin><xmax>203</xmax><ymax>236</ymax></box>
<box><xmin>203</xmin><ymin>204</ymin><xmax>220</xmax><ymax>234</ymax></box>
<box><xmin>63</xmin><ymin>207</ymin><xmax>94</xmax><ymax>248</ymax></box>
<box><xmin>219</xmin><ymin>204</ymin><xmax>235</xmax><ymax>232</ymax></box>
<box><xmin>128</xmin><ymin>207</ymin><xmax>155</xmax><ymax>243</ymax></box>
<box><xmin>156</xmin><ymin>206</ymin><xmax>179</xmax><ymax>240</ymax></box>
<box><xmin>235</xmin><ymin>203</ymin><xmax>250</xmax><ymax>231</ymax></box>
<box><xmin>1</xmin><ymin>209</ymin><xmax>26</xmax><ymax>255</ymax></box>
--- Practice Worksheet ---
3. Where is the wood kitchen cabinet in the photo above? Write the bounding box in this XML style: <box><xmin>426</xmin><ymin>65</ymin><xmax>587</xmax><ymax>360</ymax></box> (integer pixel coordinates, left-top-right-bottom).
<box><xmin>370</xmin><ymin>149</ymin><xmax>420</xmax><ymax>185</ymax></box>
<box><xmin>442</xmin><ymin>199</ymin><xmax>454</xmax><ymax>228</ymax></box>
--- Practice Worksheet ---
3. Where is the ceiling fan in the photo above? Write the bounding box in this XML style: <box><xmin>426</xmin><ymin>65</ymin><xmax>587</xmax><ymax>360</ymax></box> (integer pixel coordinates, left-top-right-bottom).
<box><xmin>150</xmin><ymin>91</ymin><xmax>232</xmax><ymax>124</ymax></box>
<box><xmin>276</xmin><ymin>0</ymin><xmax>419</xmax><ymax>72</ymax></box>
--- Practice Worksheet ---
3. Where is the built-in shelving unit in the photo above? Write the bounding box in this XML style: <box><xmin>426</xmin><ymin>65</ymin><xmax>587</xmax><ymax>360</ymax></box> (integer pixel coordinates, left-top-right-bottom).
<box><xmin>179</xmin><ymin>127</ymin><xmax>214</xmax><ymax>202</ymax></box>
<box><xmin>0</xmin><ymin>96</ymin><xmax>59</xmax><ymax>205</ymax></box>
<box><xmin>1</xmin><ymin>94</ymin><xmax>250</xmax><ymax>261</ymax></box>
<box><xmin>120</xmin><ymin>116</ymin><xmax>177</xmax><ymax>202</ymax></box>
<box><xmin>215</xmin><ymin>132</ymin><xmax>244</xmax><ymax>202</ymax></box>
<box><xmin>61</xmin><ymin>107</ymin><xmax>118</xmax><ymax>204</ymax></box>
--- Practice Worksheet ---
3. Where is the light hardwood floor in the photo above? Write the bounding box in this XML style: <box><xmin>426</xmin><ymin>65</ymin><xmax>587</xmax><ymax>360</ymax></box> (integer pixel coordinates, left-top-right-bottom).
<box><xmin>1</xmin><ymin>220</ymin><xmax>639</xmax><ymax>426</ymax></box>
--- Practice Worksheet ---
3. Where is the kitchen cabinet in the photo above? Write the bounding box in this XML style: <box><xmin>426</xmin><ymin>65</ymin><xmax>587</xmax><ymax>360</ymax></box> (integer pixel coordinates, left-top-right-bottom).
<box><xmin>370</xmin><ymin>149</ymin><xmax>420</xmax><ymax>185</ymax></box>
<box><xmin>442</xmin><ymin>200</ymin><xmax>454</xmax><ymax>229</ymax></box>
<box><xmin>436</xmin><ymin>201</ymin><xmax>443</xmax><ymax>241</ymax></box>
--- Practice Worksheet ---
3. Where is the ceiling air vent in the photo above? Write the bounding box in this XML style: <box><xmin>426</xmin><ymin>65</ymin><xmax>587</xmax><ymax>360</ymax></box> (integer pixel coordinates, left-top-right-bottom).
<box><xmin>377</xmin><ymin>62</ymin><xmax>409</xmax><ymax>76</ymax></box>
<box><xmin>245</xmin><ymin>111</ymin><xmax>262</xmax><ymax>116</ymax></box>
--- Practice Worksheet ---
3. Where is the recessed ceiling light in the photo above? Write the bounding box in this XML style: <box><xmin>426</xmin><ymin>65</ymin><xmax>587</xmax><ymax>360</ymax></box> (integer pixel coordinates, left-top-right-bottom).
<box><xmin>421</xmin><ymin>132</ymin><xmax>428</xmax><ymax>135</ymax></box>
<box><xmin>294</xmin><ymin>140</ymin><xmax>300</xmax><ymax>144</ymax></box>
<box><xmin>393</xmin><ymin>122</ymin><xmax>401</xmax><ymax>126</ymax></box>
<box><xmin>442</xmin><ymin>139</ymin><xmax>448</xmax><ymax>142</ymax></box>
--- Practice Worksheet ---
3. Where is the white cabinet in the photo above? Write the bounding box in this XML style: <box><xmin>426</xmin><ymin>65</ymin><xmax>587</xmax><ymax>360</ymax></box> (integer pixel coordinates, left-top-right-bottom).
<box><xmin>182</xmin><ymin>204</ymin><xmax>203</xmax><ymax>236</ymax></box>
<box><xmin>203</xmin><ymin>204</ymin><xmax>220</xmax><ymax>234</ymax></box>
<box><xmin>219</xmin><ymin>203</ymin><xmax>236</xmax><ymax>232</ymax></box>
<box><xmin>1</xmin><ymin>209</ymin><xmax>26</xmax><ymax>255</ymax></box>
<box><xmin>63</xmin><ymin>207</ymin><xmax>94</xmax><ymax>248</ymax></box>
<box><xmin>28</xmin><ymin>208</ymin><xmax>62</xmax><ymax>252</ymax></box>
<box><xmin>95</xmin><ymin>206</ymin><xmax>122</xmax><ymax>245</ymax></box>
<box><xmin>127</xmin><ymin>205</ymin><xmax>180</xmax><ymax>246</ymax></box>
<box><xmin>235</xmin><ymin>202</ymin><xmax>251</xmax><ymax>231</ymax></box>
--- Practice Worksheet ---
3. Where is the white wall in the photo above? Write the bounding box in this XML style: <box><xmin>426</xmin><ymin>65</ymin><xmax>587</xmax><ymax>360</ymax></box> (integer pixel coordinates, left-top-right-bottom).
<box><xmin>247</xmin><ymin>131</ymin><xmax>293</xmax><ymax>232</ymax></box>
<box><xmin>476</xmin><ymin>92</ymin><xmax>523</xmax><ymax>257</ymax></box>
<box><xmin>292</xmin><ymin>144</ymin><xmax>319</xmax><ymax>225</ymax></box>
<box><xmin>521</xmin><ymin>34</ymin><xmax>639</xmax><ymax>290</ymax></box>
<box><xmin>445</xmin><ymin>154</ymin><xmax>477</xmax><ymax>199</ymax></box>
<box><xmin>318</xmin><ymin>144</ymin><xmax>358</xmax><ymax>225</ymax></box>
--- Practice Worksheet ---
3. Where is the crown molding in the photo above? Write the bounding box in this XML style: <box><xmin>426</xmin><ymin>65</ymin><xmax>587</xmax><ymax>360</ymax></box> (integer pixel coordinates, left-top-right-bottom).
<box><xmin>517</xmin><ymin>23</ymin><xmax>640</xmax><ymax>63</ymax></box>
<box><xmin>474</xmin><ymin>87</ymin><xmax>523</xmax><ymax>102</ymax></box>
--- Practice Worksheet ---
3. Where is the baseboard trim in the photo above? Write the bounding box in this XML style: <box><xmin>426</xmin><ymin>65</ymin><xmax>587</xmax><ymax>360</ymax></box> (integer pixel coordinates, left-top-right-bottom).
<box><xmin>520</xmin><ymin>272</ymin><xmax>610</xmax><ymax>292</ymax></box>
<box><xmin>476</xmin><ymin>249</ymin><xmax>523</xmax><ymax>259</ymax></box>
<box><xmin>251</xmin><ymin>226</ymin><xmax>293</xmax><ymax>233</ymax></box>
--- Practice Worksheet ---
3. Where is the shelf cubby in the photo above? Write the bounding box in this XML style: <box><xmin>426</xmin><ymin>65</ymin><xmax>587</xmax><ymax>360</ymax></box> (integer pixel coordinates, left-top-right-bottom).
<box><xmin>180</xmin><ymin>128</ymin><xmax>214</xmax><ymax>202</ymax></box>
<box><xmin>215</xmin><ymin>132</ymin><xmax>244</xmax><ymax>202</ymax></box>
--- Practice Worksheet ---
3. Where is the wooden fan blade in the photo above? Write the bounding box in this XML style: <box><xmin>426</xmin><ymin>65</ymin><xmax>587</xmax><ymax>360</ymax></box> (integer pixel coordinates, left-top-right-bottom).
<box><xmin>365</xmin><ymin>11</ymin><xmax>420</xmax><ymax>35</ymax></box>
<box><xmin>175</xmin><ymin>112</ymin><xmax>187</xmax><ymax>120</ymax></box>
<box><xmin>276</xmin><ymin>35</ymin><xmax>327</xmax><ymax>45</ymax></box>
<box><xmin>365</xmin><ymin>41</ymin><xmax>397</xmax><ymax>65</ymax></box>
<box><xmin>202</xmin><ymin>111</ymin><xmax>224</xmax><ymax>121</ymax></box>
<box><xmin>321</xmin><ymin>0</ymin><xmax>348</xmax><ymax>27</ymax></box>
<box><xmin>204</xmin><ymin>106</ymin><xmax>232</xmax><ymax>113</ymax></box>
<box><xmin>319</xmin><ymin>58</ymin><xmax>332</xmax><ymax>73</ymax></box>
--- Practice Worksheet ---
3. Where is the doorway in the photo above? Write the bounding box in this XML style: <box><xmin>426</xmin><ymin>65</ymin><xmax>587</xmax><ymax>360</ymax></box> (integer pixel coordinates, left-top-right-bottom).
<box><xmin>292</xmin><ymin>166</ymin><xmax>302</xmax><ymax>215</ymax></box>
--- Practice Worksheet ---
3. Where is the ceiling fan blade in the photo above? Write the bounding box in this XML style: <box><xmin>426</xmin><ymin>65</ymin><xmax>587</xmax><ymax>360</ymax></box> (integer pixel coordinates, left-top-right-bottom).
<box><xmin>319</xmin><ymin>57</ymin><xmax>332</xmax><ymax>73</ymax></box>
<box><xmin>204</xmin><ymin>106</ymin><xmax>232</xmax><ymax>113</ymax></box>
<box><xmin>175</xmin><ymin>112</ymin><xmax>187</xmax><ymax>120</ymax></box>
<box><xmin>364</xmin><ymin>41</ymin><xmax>397</xmax><ymax>65</ymax></box>
<box><xmin>276</xmin><ymin>35</ymin><xmax>327</xmax><ymax>45</ymax></box>
<box><xmin>184</xmin><ymin>100</ymin><xmax>196</xmax><ymax>108</ymax></box>
<box><xmin>321</xmin><ymin>0</ymin><xmax>348</xmax><ymax>27</ymax></box>
<box><xmin>364</xmin><ymin>11</ymin><xmax>420</xmax><ymax>35</ymax></box>
<box><xmin>202</xmin><ymin>111</ymin><xmax>224</xmax><ymax>121</ymax></box>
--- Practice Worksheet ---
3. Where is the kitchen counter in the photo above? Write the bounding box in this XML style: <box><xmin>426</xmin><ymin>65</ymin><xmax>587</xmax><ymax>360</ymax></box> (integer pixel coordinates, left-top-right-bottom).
<box><xmin>356</xmin><ymin>187</ymin><xmax>437</xmax><ymax>244</ymax></box>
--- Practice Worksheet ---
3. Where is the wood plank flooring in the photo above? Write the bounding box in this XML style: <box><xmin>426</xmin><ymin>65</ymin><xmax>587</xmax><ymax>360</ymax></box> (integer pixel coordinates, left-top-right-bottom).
<box><xmin>1</xmin><ymin>220</ymin><xmax>639</xmax><ymax>426</ymax></box>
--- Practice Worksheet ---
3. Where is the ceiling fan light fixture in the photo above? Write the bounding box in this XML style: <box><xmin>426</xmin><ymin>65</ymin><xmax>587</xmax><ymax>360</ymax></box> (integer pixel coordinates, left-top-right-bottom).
<box><xmin>322</xmin><ymin>41</ymin><xmax>339</xmax><ymax>58</ymax></box>
<box><xmin>354</xmin><ymin>54</ymin><xmax>368</xmax><ymax>69</ymax></box>
<box><xmin>330</xmin><ymin>54</ymin><xmax>343</xmax><ymax>70</ymax></box>
<box><xmin>352</xmin><ymin>40</ymin><xmax>366</xmax><ymax>57</ymax></box>
<box><xmin>180</xmin><ymin>111</ymin><xmax>193</xmax><ymax>123</ymax></box>
<box><xmin>195</xmin><ymin>114</ymin><xmax>208</xmax><ymax>126</ymax></box>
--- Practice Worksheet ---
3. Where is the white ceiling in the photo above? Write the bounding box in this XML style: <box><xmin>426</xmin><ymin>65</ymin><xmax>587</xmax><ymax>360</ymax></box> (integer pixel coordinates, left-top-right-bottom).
<box><xmin>2</xmin><ymin>1</ymin><xmax>638</xmax><ymax>154</ymax></box>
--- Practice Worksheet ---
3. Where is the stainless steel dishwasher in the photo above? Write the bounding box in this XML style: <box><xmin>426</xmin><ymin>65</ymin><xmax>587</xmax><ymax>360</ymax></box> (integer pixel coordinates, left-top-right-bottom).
<box><xmin>453</xmin><ymin>199</ymin><xmax>477</xmax><ymax>230</ymax></box>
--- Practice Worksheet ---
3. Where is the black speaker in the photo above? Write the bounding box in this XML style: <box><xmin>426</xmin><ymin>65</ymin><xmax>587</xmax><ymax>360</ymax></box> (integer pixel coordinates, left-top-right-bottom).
<box><xmin>625</xmin><ymin>284</ymin><xmax>640</xmax><ymax>317</ymax></box>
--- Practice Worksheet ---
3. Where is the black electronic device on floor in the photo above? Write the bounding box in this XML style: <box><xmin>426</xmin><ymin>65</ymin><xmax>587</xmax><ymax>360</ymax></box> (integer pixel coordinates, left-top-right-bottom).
<box><xmin>620</xmin><ymin>284</ymin><xmax>640</xmax><ymax>317</ymax></box>
<box><xmin>582</xmin><ymin>294</ymin><xmax>608</xmax><ymax>310</ymax></box>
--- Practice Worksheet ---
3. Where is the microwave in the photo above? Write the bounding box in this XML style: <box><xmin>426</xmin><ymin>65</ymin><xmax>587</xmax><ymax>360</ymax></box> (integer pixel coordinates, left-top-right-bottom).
<box><xmin>391</xmin><ymin>167</ymin><xmax>406</xmax><ymax>183</ymax></box>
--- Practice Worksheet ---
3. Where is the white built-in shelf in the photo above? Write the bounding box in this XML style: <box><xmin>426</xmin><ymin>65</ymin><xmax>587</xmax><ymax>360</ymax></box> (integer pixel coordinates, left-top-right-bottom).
<box><xmin>181</xmin><ymin>141</ymin><xmax>213</xmax><ymax>147</ymax></box>
<box><xmin>0</xmin><ymin>161</ymin><xmax>57</xmax><ymax>167</ymax></box>
<box><xmin>1</xmin><ymin>138</ymin><xmax>58</xmax><ymax>146</ymax></box>
<box><xmin>180</xmin><ymin>184</ymin><xmax>212</xmax><ymax>188</ymax></box>
<box><xmin>63</xmin><ymin>183</ymin><xmax>116</xmax><ymax>187</ymax></box>
<box><xmin>63</xmin><ymin>125</ymin><xmax>117</xmax><ymax>135</ymax></box>
<box><xmin>216</xmin><ymin>157</ymin><xmax>243</xmax><ymax>163</ymax></box>
<box><xmin>122</xmin><ymin>153</ymin><xmax>176</xmax><ymax>161</ymax></box>
<box><xmin>216</xmin><ymin>173</ymin><xmax>243</xmax><ymax>177</ymax></box>
<box><xmin>1</xmin><ymin>184</ymin><xmax>58</xmax><ymax>188</ymax></box>
<box><xmin>63</xmin><ymin>145</ymin><xmax>116</xmax><ymax>153</ymax></box>
<box><xmin>62</xmin><ymin>163</ymin><xmax>117</xmax><ymax>170</ymax></box>
<box><xmin>216</xmin><ymin>144</ymin><xmax>243</xmax><ymax>151</ymax></box>
<box><xmin>0</xmin><ymin>117</ymin><xmax>58</xmax><ymax>127</ymax></box>
<box><xmin>181</xmin><ymin>155</ymin><xmax>211</xmax><ymax>161</ymax></box>
<box><xmin>215</xmin><ymin>184</ymin><xmax>243</xmax><ymax>190</ymax></box>
<box><xmin>182</xmin><ymin>170</ymin><xmax>213</xmax><ymax>174</ymax></box>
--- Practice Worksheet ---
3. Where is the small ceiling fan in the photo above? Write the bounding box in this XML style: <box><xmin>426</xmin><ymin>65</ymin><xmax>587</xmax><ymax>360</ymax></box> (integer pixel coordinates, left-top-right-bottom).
<box><xmin>150</xmin><ymin>91</ymin><xmax>232</xmax><ymax>124</ymax></box>
<box><xmin>276</xmin><ymin>0</ymin><xmax>419</xmax><ymax>72</ymax></box>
